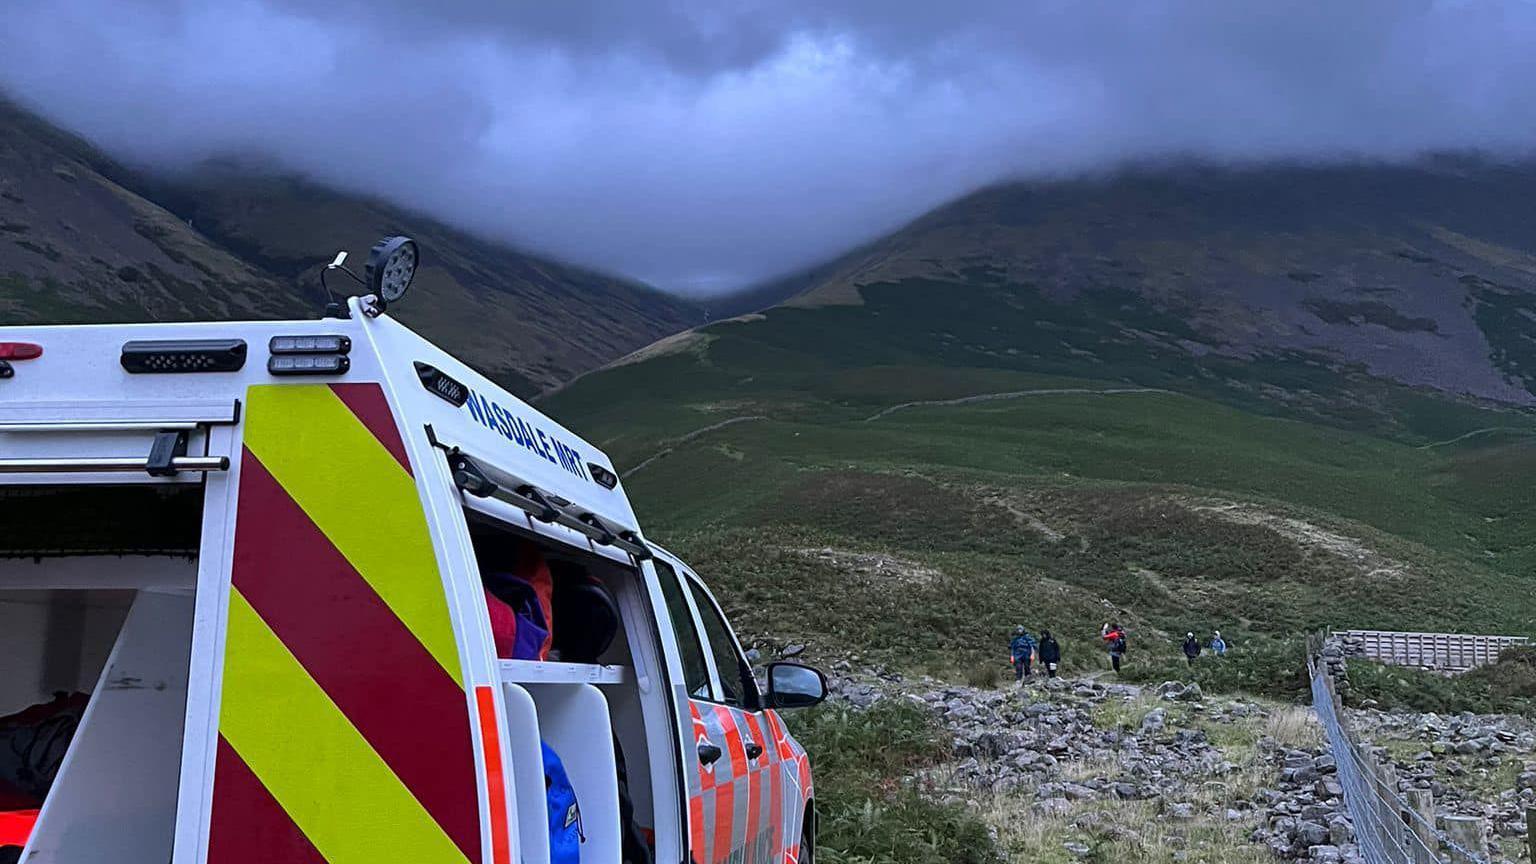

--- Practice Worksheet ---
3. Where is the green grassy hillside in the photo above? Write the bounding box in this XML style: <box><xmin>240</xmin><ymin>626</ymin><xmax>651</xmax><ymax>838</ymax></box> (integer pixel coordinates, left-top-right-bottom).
<box><xmin>544</xmin><ymin>287</ymin><xmax>1536</xmax><ymax>687</ymax></box>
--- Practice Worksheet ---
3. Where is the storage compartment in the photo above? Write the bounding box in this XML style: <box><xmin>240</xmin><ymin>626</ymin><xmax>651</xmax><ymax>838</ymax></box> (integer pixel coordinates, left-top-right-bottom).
<box><xmin>0</xmin><ymin>485</ymin><xmax>202</xmax><ymax>864</ymax></box>
<box><xmin>469</xmin><ymin>514</ymin><xmax>679</xmax><ymax>864</ymax></box>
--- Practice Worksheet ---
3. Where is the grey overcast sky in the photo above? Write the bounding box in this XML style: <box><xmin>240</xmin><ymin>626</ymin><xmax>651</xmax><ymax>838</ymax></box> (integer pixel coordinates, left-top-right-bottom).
<box><xmin>4</xmin><ymin>1</ymin><xmax>1536</xmax><ymax>293</ymax></box>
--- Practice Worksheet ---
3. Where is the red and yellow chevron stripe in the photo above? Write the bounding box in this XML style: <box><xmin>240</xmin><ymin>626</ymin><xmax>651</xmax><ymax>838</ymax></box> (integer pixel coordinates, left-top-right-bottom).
<box><xmin>209</xmin><ymin>383</ymin><xmax>483</xmax><ymax>864</ymax></box>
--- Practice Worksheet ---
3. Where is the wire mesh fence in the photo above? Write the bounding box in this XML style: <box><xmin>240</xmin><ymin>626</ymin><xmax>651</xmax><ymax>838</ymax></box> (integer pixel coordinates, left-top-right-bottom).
<box><xmin>1308</xmin><ymin>638</ymin><xmax>1492</xmax><ymax>864</ymax></box>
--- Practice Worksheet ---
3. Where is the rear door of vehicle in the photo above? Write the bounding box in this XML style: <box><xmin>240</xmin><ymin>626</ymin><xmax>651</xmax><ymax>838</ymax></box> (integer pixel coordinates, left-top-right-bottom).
<box><xmin>0</xmin><ymin>395</ymin><xmax>240</xmax><ymax>864</ymax></box>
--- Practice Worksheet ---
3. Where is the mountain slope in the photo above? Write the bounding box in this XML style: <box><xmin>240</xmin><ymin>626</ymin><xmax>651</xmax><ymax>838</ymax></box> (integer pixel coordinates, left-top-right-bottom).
<box><xmin>542</xmin><ymin>165</ymin><xmax>1536</xmax><ymax>683</ymax></box>
<box><xmin>0</xmin><ymin>98</ymin><xmax>705</xmax><ymax>393</ymax></box>
<box><xmin>132</xmin><ymin>168</ymin><xmax>706</xmax><ymax>394</ymax></box>
<box><xmin>781</xmin><ymin>162</ymin><xmax>1536</xmax><ymax>404</ymax></box>
<box><xmin>0</xmin><ymin>99</ymin><xmax>301</xmax><ymax>324</ymax></box>
<box><xmin>544</xmin><ymin>305</ymin><xmax>1536</xmax><ymax>682</ymax></box>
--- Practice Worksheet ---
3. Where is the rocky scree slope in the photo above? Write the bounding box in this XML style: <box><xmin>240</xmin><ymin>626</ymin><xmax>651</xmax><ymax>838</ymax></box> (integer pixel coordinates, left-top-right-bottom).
<box><xmin>825</xmin><ymin>667</ymin><xmax>1352</xmax><ymax>863</ymax></box>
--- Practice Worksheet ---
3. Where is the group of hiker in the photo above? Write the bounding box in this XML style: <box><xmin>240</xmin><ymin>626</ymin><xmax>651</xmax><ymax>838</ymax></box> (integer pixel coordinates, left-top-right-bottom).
<box><xmin>1182</xmin><ymin>630</ymin><xmax>1227</xmax><ymax>666</ymax></box>
<box><xmin>1008</xmin><ymin>627</ymin><xmax>1063</xmax><ymax>678</ymax></box>
<box><xmin>1007</xmin><ymin>623</ymin><xmax>1230</xmax><ymax>681</ymax></box>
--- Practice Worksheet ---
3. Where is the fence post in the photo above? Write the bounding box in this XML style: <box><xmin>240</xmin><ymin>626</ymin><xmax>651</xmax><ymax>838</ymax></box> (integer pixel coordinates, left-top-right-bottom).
<box><xmin>1375</xmin><ymin>762</ymin><xmax>1406</xmax><ymax>854</ymax></box>
<box><xmin>1442</xmin><ymin>815</ymin><xmax>1486</xmax><ymax>861</ymax></box>
<box><xmin>1526</xmin><ymin>808</ymin><xmax>1535</xmax><ymax>864</ymax></box>
<box><xmin>1403</xmin><ymin>788</ymin><xmax>1438</xmax><ymax>863</ymax></box>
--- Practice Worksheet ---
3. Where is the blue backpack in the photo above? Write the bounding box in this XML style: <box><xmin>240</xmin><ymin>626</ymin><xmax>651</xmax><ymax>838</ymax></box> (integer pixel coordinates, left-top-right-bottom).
<box><xmin>543</xmin><ymin>742</ymin><xmax>583</xmax><ymax>864</ymax></box>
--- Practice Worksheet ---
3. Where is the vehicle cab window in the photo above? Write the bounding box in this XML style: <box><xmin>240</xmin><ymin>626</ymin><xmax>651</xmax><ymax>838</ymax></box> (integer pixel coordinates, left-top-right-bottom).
<box><xmin>686</xmin><ymin>579</ymin><xmax>761</xmax><ymax>711</ymax></box>
<box><xmin>654</xmin><ymin>558</ymin><xmax>713</xmax><ymax>700</ymax></box>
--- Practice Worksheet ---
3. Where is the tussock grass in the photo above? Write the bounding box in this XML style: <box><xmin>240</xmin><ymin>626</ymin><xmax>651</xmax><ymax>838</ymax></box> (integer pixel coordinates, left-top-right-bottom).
<box><xmin>981</xmin><ymin>794</ymin><xmax>1270</xmax><ymax>864</ymax></box>
<box><xmin>966</xmin><ymin>662</ymin><xmax>1003</xmax><ymax>690</ymax></box>
<box><xmin>982</xmin><ymin>701</ymin><xmax>1280</xmax><ymax>864</ymax></box>
<box><xmin>1264</xmin><ymin>705</ymin><xmax>1322</xmax><ymax>750</ymax></box>
<box><xmin>1091</xmin><ymin>692</ymin><xmax>1162</xmax><ymax>732</ymax></box>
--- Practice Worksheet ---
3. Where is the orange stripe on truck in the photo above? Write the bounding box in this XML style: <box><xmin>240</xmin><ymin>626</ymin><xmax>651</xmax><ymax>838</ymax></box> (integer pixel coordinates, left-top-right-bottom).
<box><xmin>713</xmin><ymin>706</ymin><xmax>747</xmax><ymax>863</ymax></box>
<box><xmin>474</xmin><ymin>687</ymin><xmax>512</xmax><ymax>864</ymax></box>
<box><xmin>740</xmin><ymin>711</ymin><xmax>767</xmax><ymax>860</ymax></box>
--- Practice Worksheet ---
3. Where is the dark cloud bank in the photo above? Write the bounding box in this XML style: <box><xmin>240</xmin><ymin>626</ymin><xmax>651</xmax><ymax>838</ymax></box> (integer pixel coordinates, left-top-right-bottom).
<box><xmin>5</xmin><ymin>1</ymin><xmax>1536</xmax><ymax>292</ymax></box>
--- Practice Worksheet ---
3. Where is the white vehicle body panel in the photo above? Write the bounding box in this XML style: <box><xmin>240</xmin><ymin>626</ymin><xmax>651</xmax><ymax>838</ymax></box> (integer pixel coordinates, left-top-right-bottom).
<box><xmin>0</xmin><ymin>299</ymin><xmax>811</xmax><ymax>864</ymax></box>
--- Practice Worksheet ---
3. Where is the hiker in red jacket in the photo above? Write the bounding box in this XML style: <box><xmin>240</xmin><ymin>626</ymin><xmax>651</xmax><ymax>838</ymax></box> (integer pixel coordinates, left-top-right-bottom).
<box><xmin>1101</xmin><ymin>622</ymin><xmax>1127</xmax><ymax>673</ymax></box>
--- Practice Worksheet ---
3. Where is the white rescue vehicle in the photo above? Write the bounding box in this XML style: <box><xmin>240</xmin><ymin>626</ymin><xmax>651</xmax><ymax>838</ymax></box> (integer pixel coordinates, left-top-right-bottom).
<box><xmin>0</xmin><ymin>237</ymin><xmax>823</xmax><ymax>864</ymax></box>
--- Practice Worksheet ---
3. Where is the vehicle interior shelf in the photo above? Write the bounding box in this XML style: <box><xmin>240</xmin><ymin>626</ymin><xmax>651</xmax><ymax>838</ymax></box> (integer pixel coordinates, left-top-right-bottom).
<box><xmin>496</xmin><ymin>659</ymin><xmax>628</xmax><ymax>685</ymax></box>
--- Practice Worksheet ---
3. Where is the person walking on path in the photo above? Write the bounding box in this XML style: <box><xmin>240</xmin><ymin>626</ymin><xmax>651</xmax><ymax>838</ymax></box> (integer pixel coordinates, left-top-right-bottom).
<box><xmin>1009</xmin><ymin>626</ymin><xmax>1036</xmax><ymax>683</ymax></box>
<box><xmin>1101</xmin><ymin>622</ymin><xmax>1127</xmax><ymax>674</ymax></box>
<box><xmin>1038</xmin><ymin>630</ymin><xmax>1062</xmax><ymax>678</ymax></box>
<box><xmin>1210</xmin><ymin>631</ymin><xmax>1227</xmax><ymax>657</ymax></box>
<box><xmin>1182</xmin><ymin>632</ymin><xmax>1201</xmax><ymax>667</ymax></box>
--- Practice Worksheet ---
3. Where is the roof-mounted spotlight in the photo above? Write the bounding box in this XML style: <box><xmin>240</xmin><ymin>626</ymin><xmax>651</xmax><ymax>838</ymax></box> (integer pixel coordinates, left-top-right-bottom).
<box><xmin>361</xmin><ymin>235</ymin><xmax>419</xmax><ymax>317</ymax></box>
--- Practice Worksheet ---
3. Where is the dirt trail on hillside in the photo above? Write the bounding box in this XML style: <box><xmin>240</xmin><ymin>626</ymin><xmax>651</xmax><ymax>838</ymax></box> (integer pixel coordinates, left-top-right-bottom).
<box><xmin>623</xmin><ymin>415</ymin><xmax>766</xmax><ymax>477</ymax></box>
<box><xmin>1178</xmin><ymin>496</ymin><xmax>1409</xmax><ymax>580</ymax></box>
<box><xmin>1415</xmin><ymin>426</ymin><xmax>1536</xmax><ymax>449</ymax></box>
<box><xmin>862</xmin><ymin>387</ymin><xmax>1172</xmax><ymax>422</ymax></box>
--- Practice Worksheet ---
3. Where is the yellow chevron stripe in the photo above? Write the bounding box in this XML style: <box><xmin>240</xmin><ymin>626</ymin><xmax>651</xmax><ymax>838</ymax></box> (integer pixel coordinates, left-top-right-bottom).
<box><xmin>221</xmin><ymin>589</ymin><xmax>470</xmax><ymax>864</ymax></box>
<box><xmin>243</xmin><ymin>384</ymin><xmax>462</xmax><ymax>686</ymax></box>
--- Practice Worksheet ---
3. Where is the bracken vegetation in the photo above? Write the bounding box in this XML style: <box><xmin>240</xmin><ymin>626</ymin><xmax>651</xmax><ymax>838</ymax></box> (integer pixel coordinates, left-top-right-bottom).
<box><xmin>785</xmin><ymin>702</ymin><xmax>1001</xmax><ymax>864</ymax></box>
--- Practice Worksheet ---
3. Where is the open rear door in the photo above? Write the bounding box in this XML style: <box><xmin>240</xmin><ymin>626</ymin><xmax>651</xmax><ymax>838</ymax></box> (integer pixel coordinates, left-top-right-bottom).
<box><xmin>193</xmin><ymin>383</ymin><xmax>490</xmax><ymax>864</ymax></box>
<box><xmin>0</xmin><ymin>398</ymin><xmax>239</xmax><ymax>864</ymax></box>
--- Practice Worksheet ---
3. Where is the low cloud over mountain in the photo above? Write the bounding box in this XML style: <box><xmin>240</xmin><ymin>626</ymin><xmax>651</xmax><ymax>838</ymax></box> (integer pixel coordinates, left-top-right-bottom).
<box><xmin>5</xmin><ymin>1</ymin><xmax>1536</xmax><ymax>291</ymax></box>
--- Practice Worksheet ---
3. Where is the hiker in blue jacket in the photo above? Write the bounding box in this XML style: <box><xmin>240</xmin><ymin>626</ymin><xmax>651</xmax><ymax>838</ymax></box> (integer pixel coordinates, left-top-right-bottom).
<box><xmin>1010</xmin><ymin>626</ymin><xmax>1037</xmax><ymax>683</ymax></box>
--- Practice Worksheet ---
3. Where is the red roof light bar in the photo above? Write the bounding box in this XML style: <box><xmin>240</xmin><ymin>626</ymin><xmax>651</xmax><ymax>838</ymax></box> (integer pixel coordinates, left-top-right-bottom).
<box><xmin>0</xmin><ymin>343</ymin><xmax>42</xmax><ymax>361</ymax></box>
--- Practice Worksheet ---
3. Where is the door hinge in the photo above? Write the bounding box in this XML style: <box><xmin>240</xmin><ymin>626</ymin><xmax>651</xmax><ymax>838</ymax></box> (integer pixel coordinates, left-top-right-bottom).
<box><xmin>146</xmin><ymin>430</ymin><xmax>190</xmax><ymax>477</ymax></box>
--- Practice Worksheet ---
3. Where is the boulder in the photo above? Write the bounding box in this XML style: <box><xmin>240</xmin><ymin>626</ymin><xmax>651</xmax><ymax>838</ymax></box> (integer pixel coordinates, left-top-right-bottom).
<box><xmin>1032</xmin><ymin>798</ymin><xmax>1072</xmax><ymax>817</ymax></box>
<box><xmin>1296</xmin><ymin>820</ymin><xmax>1330</xmax><ymax>847</ymax></box>
<box><xmin>1328</xmin><ymin>815</ymin><xmax>1353</xmax><ymax>845</ymax></box>
<box><xmin>1308</xmin><ymin>844</ymin><xmax>1343</xmax><ymax>863</ymax></box>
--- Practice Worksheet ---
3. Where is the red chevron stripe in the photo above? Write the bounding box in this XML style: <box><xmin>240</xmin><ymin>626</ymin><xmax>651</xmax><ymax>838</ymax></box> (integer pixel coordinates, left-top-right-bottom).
<box><xmin>208</xmin><ymin>737</ymin><xmax>326</xmax><ymax>864</ymax></box>
<box><xmin>231</xmin><ymin>451</ymin><xmax>479</xmax><ymax>862</ymax></box>
<box><xmin>328</xmin><ymin>382</ymin><xmax>412</xmax><ymax>475</ymax></box>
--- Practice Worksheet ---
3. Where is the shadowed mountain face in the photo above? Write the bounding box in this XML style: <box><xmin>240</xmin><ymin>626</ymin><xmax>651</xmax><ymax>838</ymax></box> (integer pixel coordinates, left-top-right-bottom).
<box><xmin>777</xmin><ymin>162</ymin><xmax>1536</xmax><ymax>405</ymax></box>
<box><xmin>131</xmin><ymin>169</ymin><xmax>708</xmax><ymax>394</ymax></box>
<box><xmin>0</xmin><ymin>98</ymin><xmax>705</xmax><ymax>395</ymax></box>
<box><xmin>0</xmin><ymin>99</ymin><xmax>302</xmax><ymax>324</ymax></box>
